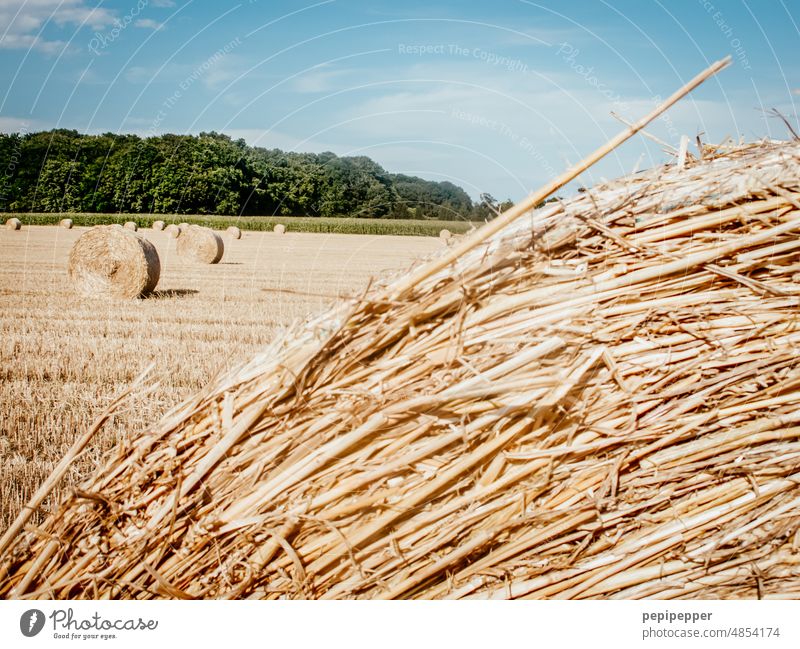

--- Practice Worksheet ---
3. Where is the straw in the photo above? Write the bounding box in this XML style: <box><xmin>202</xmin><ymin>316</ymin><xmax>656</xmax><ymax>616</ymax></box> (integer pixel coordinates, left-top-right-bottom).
<box><xmin>8</xmin><ymin>59</ymin><xmax>800</xmax><ymax>601</ymax></box>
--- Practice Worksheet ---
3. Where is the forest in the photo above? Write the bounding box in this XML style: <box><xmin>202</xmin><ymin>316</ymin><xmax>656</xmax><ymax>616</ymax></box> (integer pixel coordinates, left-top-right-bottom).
<box><xmin>0</xmin><ymin>130</ymin><xmax>508</xmax><ymax>221</ymax></box>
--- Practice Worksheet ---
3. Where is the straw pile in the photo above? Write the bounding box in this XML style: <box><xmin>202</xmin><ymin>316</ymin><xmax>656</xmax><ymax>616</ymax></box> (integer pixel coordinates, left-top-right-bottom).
<box><xmin>165</xmin><ymin>224</ymin><xmax>181</xmax><ymax>238</ymax></box>
<box><xmin>226</xmin><ymin>225</ymin><xmax>242</xmax><ymax>239</ymax></box>
<box><xmin>274</xmin><ymin>223</ymin><xmax>286</xmax><ymax>234</ymax></box>
<box><xmin>439</xmin><ymin>228</ymin><xmax>452</xmax><ymax>241</ymax></box>
<box><xmin>3</xmin><ymin>136</ymin><xmax>800</xmax><ymax>600</ymax></box>
<box><xmin>59</xmin><ymin>218</ymin><xmax>73</xmax><ymax>229</ymax></box>
<box><xmin>176</xmin><ymin>225</ymin><xmax>224</xmax><ymax>264</ymax></box>
<box><xmin>4</xmin><ymin>217</ymin><xmax>21</xmax><ymax>230</ymax></box>
<box><xmin>153</xmin><ymin>221</ymin><xmax>165</xmax><ymax>231</ymax></box>
<box><xmin>65</xmin><ymin>225</ymin><xmax>160</xmax><ymax>299</ymax></box>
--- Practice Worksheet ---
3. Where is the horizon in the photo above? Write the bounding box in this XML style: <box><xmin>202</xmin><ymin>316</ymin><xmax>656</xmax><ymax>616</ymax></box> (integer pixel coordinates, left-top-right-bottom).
<box><xmin>1</xmin><ymin>0</ymin><xmax>798</xmax><ymax>202</ymax></box>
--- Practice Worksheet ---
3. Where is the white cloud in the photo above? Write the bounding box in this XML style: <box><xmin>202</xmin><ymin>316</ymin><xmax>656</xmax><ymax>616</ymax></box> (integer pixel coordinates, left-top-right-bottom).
<box><xmin>125</xmin><ymin>54</ymin><xmax>252</xmax><ymax>91</ymax></box>
<box><xmin>290</xmin><ymin>65</ymin><xmax>352</xmax><ymax>94</ymax></box>
<box><xmin>200</xmin><ymin>54</ymin><xmax>248</xmax><ymax>90</ymax></box>
<box><xmin>123</xmin><ymin>65</ymin><xmax>154</xmax><ymax>84</ymax></box>
<box><xmin>134</xmin><ymin>18</ymin><xmax>164</xmax><ymax>31</ymax></box>
<box><xmin>0</xmin><ymin>0</ymin><xmax>115</xmax><ymax>53</ymax></box>
<box><xmin>0</xmin><ymin>32</ymin><xmax>63</xmax><ymax>53</ymax></box>
<box><xmin>150</xmin><ymin>0</ymin><xmax>175</xmax><ymax>6</ymax></box>
<box><xmin>0</xmin><ymin>116</ymin><xmax>47</xmax><ymax>132</ymax></box>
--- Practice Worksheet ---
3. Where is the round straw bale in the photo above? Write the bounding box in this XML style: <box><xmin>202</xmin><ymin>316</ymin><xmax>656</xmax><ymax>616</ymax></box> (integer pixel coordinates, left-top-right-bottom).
<box><xmin>179</xmin><ymin>222</ymin><xmax>189</xmax><ymax>229</ymax></box>
<box><xmin>439</xmin><ymin>228</ymin><xmax>452</xmax><ymax>241</ymax></box>
<box><xmin>5</xmin><ymin>217</ymin><xmax>21</xmax><ymax>230</ymax></box>
<box><xmin>59</xmin><ymin>218</ymin><xmax>73</xmax><ymax>229</ymax></box>
<box><xmin>67</xmin><ymin>225</ymin><xmax>160</xmax><ymax>299</ymax></box>
<box><xmin>226</xmin><ymin>225</ymin><xmax>242</xmax><ymax>239</ymax></box>
<box><xmin>176</xmin><ymin>225</ymin><xmax>224</xmax><ymax>264</ymax></box>
<box><xmin>152</xmin><ymin>220</ymin><xmax>165</xmax><ymax>231</ymax></box>
<box><xmin>274</xmin><ymin>223</ymin><xmax>286</xmax><ymax>234</ymax></box>
<box><xmin>124</xmin><ymin>221</ymin><xmax>138</xmax><ymax>231</ymax></box>
<box><xmin>165</xmin><ymin>224</ymin><xmax>181</xmax><ymax>238</ymax></box>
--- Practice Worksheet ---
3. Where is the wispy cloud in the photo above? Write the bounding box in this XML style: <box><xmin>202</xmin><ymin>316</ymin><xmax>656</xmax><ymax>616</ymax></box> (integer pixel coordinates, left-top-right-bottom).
<box><xmin>125</xmin><ymin>54</ymin><xmax>252</xmax><ymax>91</ymax></box>
<box><xmin>0</xmin><ymin>115</ymin><xmax>46</xmax><ymax>132</ymax></box>
<box><xmin>134</xmin><ymin>18</ymin><xmax>165</xmax><ymax>31</ymax></box>
<box><xmin>0</xmin><ymin>0</ymin><xmax>115</xmax><ymax>53</ymax></box>
<box><xmin>290</xmin><ymin>64</ymin><xmax>354</xmax><ymax>94</ymax></box>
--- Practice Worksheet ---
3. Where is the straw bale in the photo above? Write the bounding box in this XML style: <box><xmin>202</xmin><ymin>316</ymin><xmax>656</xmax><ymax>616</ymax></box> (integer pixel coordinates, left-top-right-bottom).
<box><xmin>176</xmin><ymin>225</ymin><xmax>224</xmax><ymax>264</ymax></box>
<box><xmin>66</xmin><ymin>225</ymin><xmax>160</xmax><ymax>299</ymax></box>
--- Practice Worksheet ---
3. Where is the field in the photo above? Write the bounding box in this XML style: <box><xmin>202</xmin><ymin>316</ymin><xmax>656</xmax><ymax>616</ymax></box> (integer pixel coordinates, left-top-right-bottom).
<box><xmin>0</xmin><ymin>224</ymin><xmax>440</xmax><ymax>531</ymax></box>
<box><xmin>6</xmin><ymin>213</ymin><xmax>479</xmax><ymax>237</ymax></box>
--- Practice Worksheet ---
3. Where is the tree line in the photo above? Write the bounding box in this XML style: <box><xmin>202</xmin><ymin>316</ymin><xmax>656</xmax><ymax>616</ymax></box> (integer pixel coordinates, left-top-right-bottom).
<box><xmin>0</xmin><ymin>129</ymin><xmax>507</xmax><ymax>220</ymax></box>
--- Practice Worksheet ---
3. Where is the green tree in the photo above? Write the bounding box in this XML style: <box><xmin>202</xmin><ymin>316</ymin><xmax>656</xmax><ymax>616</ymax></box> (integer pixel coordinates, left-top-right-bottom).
<box><xmin>0</xmin><ymin>129</ymin><xmax>484</xmax><ymax>220</ymax></box>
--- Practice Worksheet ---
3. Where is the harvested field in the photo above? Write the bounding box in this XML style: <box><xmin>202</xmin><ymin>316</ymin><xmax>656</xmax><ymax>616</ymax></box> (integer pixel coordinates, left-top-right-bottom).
<box><xmin>4</xmin><ymin>136</ymin><xmax>800</xmax><ymax>600</ymax></box>
<box><xmin>4</xmin><ymin>60</ymin><xmax>798</xmax><ymax>601</ymax></box>
<box><xmin>0</xmin><ymin>227</ymin><xmax>438</xmax><ymax>531</ymax></box>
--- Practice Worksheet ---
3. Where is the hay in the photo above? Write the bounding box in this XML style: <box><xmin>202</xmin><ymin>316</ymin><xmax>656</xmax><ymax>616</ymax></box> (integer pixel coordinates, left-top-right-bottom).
<box><xmin>4</xmin><ymin>217</ymin><xmax>21</xmax><ymax>230</ymax></box>
<box><xmin>59</xmin><ymin>218</ymin><xmax>73</xmax><ymax>229</ymax></box>
<box><xmin>11</xmin><ymin>144</ymin><xmax>800</xmax><ymax>599</ymax></box>
<box><xmin>12</xmin><ymin>61</ymin><xmax>800</xmax><ymax>600</ymax></box>
<box><xmin>165</xmin><ymin>224</ymin><xmax>181</xmax><ymax>238</ymax></box>
<box><xmin>439</xmin><ymin>228</ymin><xmax>451</xmax><ymax>241</ymax></box>
<box><xmin>274</xmin><ymin>223</ymin><xmax>286</xmax><ymax>234</ymax></box>
<box><xmin>65</xmin><ymin>225</ymin><xmax>160</xmax><ymax>299</ymax></box>
<box><xmin>226</xmin><ymin>225</ymin><xmax>242</xmax><ymax>239</ymax></box>
<box><xmin>176</xmin><ymin>225</ymin><xmax>224</xmax><ymax>264</ymax></box>
<box><xmin>124</xmin><ymin>221</ymin><xmax>138</xmax><ymax>231</ymax></box>
<box><xmin>153</xmin><ymin>221</ymin><xmax>165</xmax><ymax>231</ymax></box>
<box><xmin>179</xmin><ymin>222</ymin><xmax>189</xmax><ymax>229</ymax></box>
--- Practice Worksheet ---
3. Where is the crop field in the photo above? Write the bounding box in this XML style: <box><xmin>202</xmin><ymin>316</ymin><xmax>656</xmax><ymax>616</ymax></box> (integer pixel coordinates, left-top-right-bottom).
<box><xmin>0</xmin><ymin>225</ymin><xmax>440</xmax><ymax>531</ymax></box>
<box><xmin>6</xmin><ymin>213</ymin><xmax>479</xmax><ymax>237</ymax></box>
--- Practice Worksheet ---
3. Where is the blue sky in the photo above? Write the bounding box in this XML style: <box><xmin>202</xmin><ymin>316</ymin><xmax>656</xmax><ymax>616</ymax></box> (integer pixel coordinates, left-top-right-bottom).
<box><xmin>1</xmin><ymin>0</ymin><xmax>798</xmax><ymax>201</ymax></box>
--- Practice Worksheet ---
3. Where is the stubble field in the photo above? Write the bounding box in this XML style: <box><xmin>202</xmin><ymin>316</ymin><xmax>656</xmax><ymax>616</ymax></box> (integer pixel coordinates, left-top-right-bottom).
<box><xmin>0</xmin><ymin>225</ymin><xmax>439</xmax><ymax>531</ymax></box>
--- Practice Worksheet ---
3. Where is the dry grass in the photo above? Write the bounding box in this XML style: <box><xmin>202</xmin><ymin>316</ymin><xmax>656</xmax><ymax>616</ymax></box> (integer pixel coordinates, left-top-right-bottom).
<box><xmin>0</xmin><ymin>227</ymin><xmax>438</xmax><ymax>532</ymax></box>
